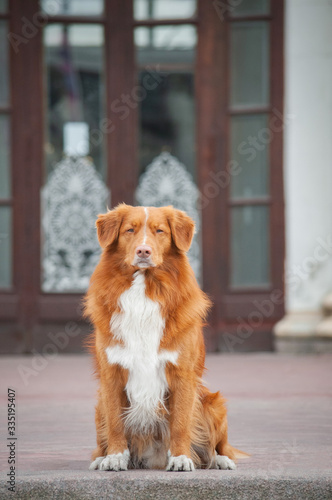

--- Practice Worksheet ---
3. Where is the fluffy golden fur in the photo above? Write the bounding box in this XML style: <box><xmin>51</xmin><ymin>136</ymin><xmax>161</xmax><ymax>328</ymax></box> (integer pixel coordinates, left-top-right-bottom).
<box><xmin>84</xmin><ymin>204</ymin><xmax>247</xmax><ymax>471</ymax></box>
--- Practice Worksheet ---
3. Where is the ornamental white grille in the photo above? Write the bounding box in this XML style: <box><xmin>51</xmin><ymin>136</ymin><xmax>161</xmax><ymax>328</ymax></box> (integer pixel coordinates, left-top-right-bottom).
<box><xmin>41</xmin><ymin>156</ymin><xmax>109</xmax><ymax>292</ymax></box>
<box><xmin>136</xmin><ymin>152</ymin><xmax>201</xmax><ymax>280</ymax></box>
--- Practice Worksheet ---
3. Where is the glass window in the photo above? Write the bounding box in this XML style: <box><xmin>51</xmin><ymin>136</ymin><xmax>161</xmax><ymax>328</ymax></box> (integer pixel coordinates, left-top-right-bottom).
<box><xmin>0</xmin><ymin>21</ymin><xmax>9</xmax><ymax>106</ymax></box>
<box><xmin>0</xmin><ymin>0</ymin><xmax>8</xmax><ymax>13</ymax></box>
<box><xmin>135</xmin><ymin>25</ymin><xmax>197</xmax><ymax>60</ymax></box>
<box><xmin>134</xmin><ymin>23</ymin><xmax>201</xmax><ymax>280</ymax></box>
<box><xmin>41</xmin><ymin>0</ymin><xmax>104</xmax><ymax>16</ymax></box>
<box><xmin>42</xmin><ymin>24</ymin><xmax>108</xmax><ymax>293</ymax></box>
<box><xmin>134</xmin><ymin>0</ymin><xmax>196</xmax><ymax>20</ymax></box>
<box><xmin>0</xmin><ymin>207</ymin><xmax>12</xmax><ymax>288</ymax></box>
<box><xmin>0</xmin><ymin>115</ymin><xmax>10</xmax><ymax>198</ymax></box>
<box><xmin>135</xmin><ymin>25</ymin><xmax>196</xmax><ymax>178</ymax></box>
<box><xmin>44</xmin><ymin>24</ymin><xmax>105</xmax><ymax>176</ymax></box>
<box><xmin>230</xmin><ymin>21</ymin><xmax>270</xmax><ymax>108</ymax></box>
<box><xmin>231</xmin><ymin>206</ymin><xmax>270</xmax><ymax>287</ymax></box>
<box><xmin>231</xmin><ymin>0</ymin><xmax>270</xmax><ymax>17</ymax></box>
<box><xmin>230</xmin><ymin>114</ymin><xmax>269</xmax><ymax>198</ymax></box>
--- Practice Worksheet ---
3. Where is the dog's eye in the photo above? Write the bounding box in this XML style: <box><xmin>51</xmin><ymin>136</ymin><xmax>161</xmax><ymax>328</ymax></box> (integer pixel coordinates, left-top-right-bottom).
<box><xmin>156</xmin><ymin>229</ymin><xmax>163</xmax><ymax>233</ymax></box>
<box><xmin>126</xmin><ymin>228</ymin><xmax>134</xmax><ymax>233</ymax></box>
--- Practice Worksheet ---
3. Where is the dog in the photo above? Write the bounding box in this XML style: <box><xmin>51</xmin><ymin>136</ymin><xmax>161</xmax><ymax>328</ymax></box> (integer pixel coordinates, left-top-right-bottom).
<box><xmin>85</xmin><ymin>204</ymin><xmax>247</xmax><ymax>471</ymax></box>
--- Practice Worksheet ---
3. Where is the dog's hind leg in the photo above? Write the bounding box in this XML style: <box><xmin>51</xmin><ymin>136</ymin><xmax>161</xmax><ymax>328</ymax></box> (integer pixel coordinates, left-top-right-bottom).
<box><xmin>196</xmin><ymin>386</ymin><xmax>237</xmax><ymax>469</ymax></box>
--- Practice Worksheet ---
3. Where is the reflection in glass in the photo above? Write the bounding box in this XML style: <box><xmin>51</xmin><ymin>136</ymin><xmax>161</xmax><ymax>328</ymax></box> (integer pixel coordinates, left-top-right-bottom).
<box><xmin>134</xmin><ymin>0</ymin><xmax>196</xmax><ymax>20</ymax></box>
<box><xmin>230</xmin><ymin>22</ymin><xmax>269</xmax><ymax>108</ymax></box>
<box><xmin>230</xmin><ymin>114</ymin><xmax>269</xmax><ymax>198</ymax></box>
<box><xmin>44</xmin><ymin>24</ymin><xmax>105</xmax><ymax>176</ymax></box>
<box><xmin>0</xmin><ymin>21</ymin><xmax>9</xmax><ymax>106</ymax></box>
<box><xmin>138</xmin><ymin>72</ymin><xmax>195</xmax><ymax>178</ymax></box>
<box><xmin>231</xmin><ymin>206</ymin><xmax>270</xmax><ymax>287</ymax></box>
<box><xmin>135</xmin><ymin>23</ymin><xmax>200</xmax><ymax>280</ymax></box>
<box><xmin>43</xmin><ymin>24</ymin><xmax>107</xmax><ymax>293</ymax></box>
<box><xmin>0</xmin><ymin>115</ymin><xmax>10</xmax><ymax>198</ymax></box>
<box><xmin>231</xmin><ymin>0</ymin><xmax>270</xmax><ymax>17</ymax></box>
<box><xmin>41</xmin><ymin>0</ymin><xmax>104</xmax><ymax>16</ymax></box>
<box><xmin>0</xmin><ymin>207</ymin><xmax>12</xmax><ymax>288</ymax></box>
<box><xmin>135</xmin><ymin>25</ymin><xmax>196</xmax><ymax>178</ymax></box>
<box><xmin>135</xmin><ymin>25</ymin><xmax>197</xmax><ymax>59</ymax></box>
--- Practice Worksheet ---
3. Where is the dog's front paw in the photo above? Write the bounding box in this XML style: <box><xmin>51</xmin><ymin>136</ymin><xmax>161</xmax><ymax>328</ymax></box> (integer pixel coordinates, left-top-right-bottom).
<box><xmin>89</xmin><ymin>456</ymin><xmax>104</xmax><ymax>470</ymax></box>
<box><xmin>90</xmin><ymin>450</ymin><xmax>130</xmax><ymax>471</ymax></box>
<box><xmin>166</xmin><ymin>455</ymin><xmax>195</xmax><ymax>472</ymax></box>
<box><xmin>215</xmin><ymin>455</ymin><xmax>236</xmax><ymax>470</ymax></box>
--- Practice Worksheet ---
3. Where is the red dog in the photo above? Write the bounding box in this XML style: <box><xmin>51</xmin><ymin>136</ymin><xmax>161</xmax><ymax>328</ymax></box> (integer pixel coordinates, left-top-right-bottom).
<box><xmin>85</xmin><ymin>204</ymin><xmax>246</xmax><ymax>471</ymax></box>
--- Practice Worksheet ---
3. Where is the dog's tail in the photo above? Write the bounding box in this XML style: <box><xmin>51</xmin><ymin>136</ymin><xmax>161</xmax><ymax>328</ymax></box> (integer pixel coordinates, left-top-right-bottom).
<box><xmin>225</xmin><ymin>444</ymin><xmax>250</xmax><ymax>460</ymax></box>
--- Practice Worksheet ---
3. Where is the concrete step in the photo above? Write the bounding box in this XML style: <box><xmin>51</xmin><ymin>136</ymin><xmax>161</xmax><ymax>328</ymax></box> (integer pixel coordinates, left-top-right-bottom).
<box><xmin>1</xmin><ymin>354</ymin><xmax>331</xmax><ymax>499</ymax></box>
<box><xmin>2</xmin><ymin>469</ymin><xmax>332</xmax><ymax>500</ymax></box>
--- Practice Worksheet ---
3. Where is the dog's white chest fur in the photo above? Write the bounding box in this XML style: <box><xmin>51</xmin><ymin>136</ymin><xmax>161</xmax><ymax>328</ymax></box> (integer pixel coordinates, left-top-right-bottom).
<box><xmin>106</xmin><ymin>271</ymin><xmax>178</xmax><ymax>433</ymax></box>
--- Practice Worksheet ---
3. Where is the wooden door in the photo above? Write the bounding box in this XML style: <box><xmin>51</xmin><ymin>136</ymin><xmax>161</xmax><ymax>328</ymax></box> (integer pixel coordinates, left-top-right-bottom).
<box><xmin>0</xmin><ymin>0</ymin><xmax>284</xmax><ymax>353</ymax></box>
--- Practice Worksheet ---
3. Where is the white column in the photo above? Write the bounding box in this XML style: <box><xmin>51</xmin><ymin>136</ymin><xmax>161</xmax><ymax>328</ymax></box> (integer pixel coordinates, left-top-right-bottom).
<box><xmin>274</xmin><ymin>0</ymin><xmax>332</xmax><ymax>351</ymax></box>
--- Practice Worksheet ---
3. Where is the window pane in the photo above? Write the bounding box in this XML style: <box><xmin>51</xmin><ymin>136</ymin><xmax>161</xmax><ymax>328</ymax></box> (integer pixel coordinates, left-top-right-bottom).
<box><xmin>135</xmin><ymin>25</ymin><xmax>197</xmax><ymax>63</ymax></box>
<box><xmin>231</xmin><ymin>206</ymin><xmax>270</xmax><ymax>286</ymax></box>
<box><xmin>231</xmin><ymin>0</ymin><xmax>270</xmax><ymax>17</ymax></box>
<box><xmin>134</xmin><ymin>0</ymin><xmax>196</xmax><ymax>20</ymax></box>
<box><xmin>230</xmin><ymin>21</ymin><xmax>269</xmax><ymax>108</ymax></box>
<box><xmin>134</xmin><ymin>25</ymin><xmax>201</xmax><ymax>280</ymax></box>
<box><xmin>135</xmin><ymin>25</ymin><xmax>196</xmax><ymax>177</ymax></box>
<box><xmin>42</xmin><ymin>24</ymin><xmax>108</xmax><ymax>293</ymax></box>
<box><xmin>0</xmin><ymin>115</ymin><xmax>10</xmax><ymax>198</ymax></box>
<box><xmin>44</xmin><ymin>24</ymin><xmax>105</xmax><ymax>176</ymax></box>
<box><xmin>0</xmin><ymin>0</ymin><xmax>8</xmax><ymax>13</ymax></box>
<box><xmin>230</xmin><ymin>114</ymin><xmax>269</xmax><ymax>198</ymax></box>
<box><xmin>0</xmin><ymin>206</ymin><xmax>12</xmax><ymax>288</ymax></box>
<box><xmin>0</xmin><ymin>21</ymin><xmax>9</xmax><ymax>105</ymax></box>
<box><xmin>41</xmin><ymin>0</ymin><xmax>104</xmax><ymax>16</ymax></box>
<box><xmin>138</xmin><ymin>72</ymin><xmax>195</xmax><ymax>179</ymax></box>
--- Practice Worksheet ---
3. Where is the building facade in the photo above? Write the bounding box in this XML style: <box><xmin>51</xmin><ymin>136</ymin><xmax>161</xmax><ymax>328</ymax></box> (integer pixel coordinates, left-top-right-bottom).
<box><xmin>0</xmin><ymin>0</ymin><xmax>330</xmax><ymax>354</ymax></box>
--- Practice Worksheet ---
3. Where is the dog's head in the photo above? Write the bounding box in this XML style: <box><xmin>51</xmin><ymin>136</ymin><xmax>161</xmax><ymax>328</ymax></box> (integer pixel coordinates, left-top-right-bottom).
<box><xmin>96</xmin><ymin>204</ymin><xmax>195</xmax><ymax>269</ymax></box>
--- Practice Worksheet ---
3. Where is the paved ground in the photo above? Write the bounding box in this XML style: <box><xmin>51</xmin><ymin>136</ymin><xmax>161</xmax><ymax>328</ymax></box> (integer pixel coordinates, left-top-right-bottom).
<box><xmin>0</xmin><ymin>353</ymin><xmax>331</xmax><ymax>499</ymax></box>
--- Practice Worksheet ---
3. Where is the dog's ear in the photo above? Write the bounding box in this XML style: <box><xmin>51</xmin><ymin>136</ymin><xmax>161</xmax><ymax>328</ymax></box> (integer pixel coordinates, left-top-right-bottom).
<box><xmin>96</xmin><ymin>204</ymin><xmax>127</xmax><ymax>248</ymax></box>
<box><xmin>168</xmin><ymin>208</ymin><xmax>195</xmax><ymax>252</ymax></box>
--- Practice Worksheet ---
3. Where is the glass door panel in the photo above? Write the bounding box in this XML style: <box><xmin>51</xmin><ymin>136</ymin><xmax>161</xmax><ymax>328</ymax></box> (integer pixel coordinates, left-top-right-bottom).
<box><xmin>230</xmin><ymin>114</ymin><xmax>269</xmax><ymax>198</ymax></box>
<box><xmin>0</xmin><ymin>20</ymin><xmax>9</xmax><ymax>105</ymax></box>
<box><xmin>134</xmin><ymin>0</ymin><xmax>196</xmax><ymax>20</ymax></box>
<box><xmin>44</xmin><ymin>24</ymin><xmax>106</xmax><ymax>176</ymax></box>
<box><xmin>231</xmin><ymin>0</ymin><xmax>270</xmax><ymax>17</ymax></box>
<box><xmin>134</xmin><ymin>19</ymin><xmax>201</xmax><ymax>278</ymax></box>
<box><xmin>0</xmin><ymin>11</ymin><xmax>12</xmax><ymax>289</ymax></box>
<box><xmin>0</xmin><ymin>115</ymin><xmax>10</xmax><ymax>198</ymax></box>
<box><xmin>41</xmin><ymin>0</ymin><xmax>104</xmax><ymax>16</ymax></box>
<box><xmin>42</xmin><ymin>23</ymin><xmax>108</xmax><ymax>293</ymax></box>
<box><xmin>228</xmin><ymin>15</ymin><xmax>271</xmax><ymax>288</ymax></box>
<box><xmin>230</xmin><ymin>22</ymin><xmax>270</xmax><ymax>108</ymax></box>
<box><xmin>231</xmin><ymin>206</ymin><xmax>270</xmax><ymax>287</ymax></box>
<box><xmin>0</xmin><ymin>207</ymin><xmax>12</xmax><ymax>288</ymax></box>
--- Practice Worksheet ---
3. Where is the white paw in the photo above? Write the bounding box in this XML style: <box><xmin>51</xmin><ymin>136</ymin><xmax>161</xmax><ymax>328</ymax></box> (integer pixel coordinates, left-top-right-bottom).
<box><xmin>91</xmin><ymin>450</ymin><xmax>130</xmax><ymax>471</ymax></box>
<box><xmin>89</xmin><ymin>456</ymin><xmax>104</xmax><ymax>470</ymax></box>
<box><xmin>215</xmin><ymin>455</ymin><xmax>236</xmax><ymax>470</ymax></box>
<box><xmin>166</xmin><ymin>455</ymin><xmax>195</xmax><ymax>472</ymax></box>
